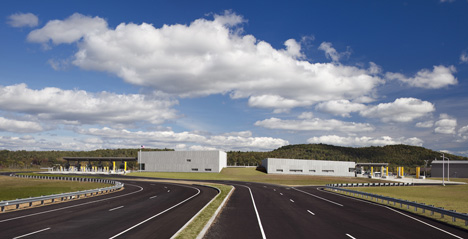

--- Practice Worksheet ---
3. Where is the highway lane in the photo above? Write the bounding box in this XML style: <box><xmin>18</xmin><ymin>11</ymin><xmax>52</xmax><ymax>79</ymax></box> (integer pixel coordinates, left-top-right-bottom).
<box><xmin>0</xmin><ymin>179</ymin><xmax>217</xmax><ymax>239</ymax></box>
<box><xmin>205</xmin><ymin>182</ymin><xmax>468</xmax><ymax>239</ymax></box>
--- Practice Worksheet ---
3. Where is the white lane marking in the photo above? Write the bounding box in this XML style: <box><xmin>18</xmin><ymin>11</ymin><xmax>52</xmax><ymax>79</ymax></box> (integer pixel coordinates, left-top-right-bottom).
<box><xmin>292</xmin><ymin>187</ymin><xmax>343</xmax><ymax>207</ymax></box>
<box><xmin>150</xmin><ymin>184</ymin><xmax>155</xmax><ymax>186</ymax></box>
<box><xmin>235</xmin><ymin>184</ymin><xmax>267</xmax><ymax>239</ymax></box>
<box><xmin>0</xmin><ymin>184</ymin><xmax>144</xmax><ymax>223</ymax></box>
<box><xmin>273</xmin><ymin>189</ymin><xmax>276</xmax><ymax>191</ymax></box>
<box><xmin>167</xmin><ymin>190</ymin><xmax>171</xmax><ymax>193</ymax></box>
<box><xmin>346</xmin><ymin>233</ymin><xmax>356</xmax><ymax>239</ymax></box>
<box><xmin>324</xmin><ymin>188</ymin><xmax>464</xmax><ymax>239</ymax></box>
<box><xmin>109</xmin><ymin>185</ymin><xmax>201</xmax><ymax>239</ymax></box>
<box><xmin>109</xmin><ymin>206</ymin><xmax>124</xmax><ymax>211</ymax></box>
<box><xmin>149</xmin><ymin>195</ymin><xmax>157</xmax><ymax>199</ymax></box>
<box><xmin>290</xmin><ymin>199</ymin><xmax>295</xmax><ymax>203</ymax></box>
<box><xmin>280</xmin><ymin>193</ymin><xmax>283</xmax><ymax>196</ymax></box>
<box><xmin>164</xmin><ymin>186</ymin><xmax>167</xmax><ymax>189</ymax></box>
<box><xmin>307</xmin><ymin>210</ymin><xmax>315</xmax><ymax>215</ymax></box>
<box><xmin>13</xmin><ymin>227</ymin><xmax>50</xmax><ymax>239</ymax></box>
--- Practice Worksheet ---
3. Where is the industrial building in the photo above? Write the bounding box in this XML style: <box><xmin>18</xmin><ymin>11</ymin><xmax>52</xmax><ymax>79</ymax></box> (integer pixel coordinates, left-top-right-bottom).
<box><xmin>261</xmin><ymin>158</ymin><xmax>356</xmax><ymax>177</ymax></box>
<box><xmin>139</xmin><ymin>151</ymin><xmax>227</xmax><ymax>173</ymax></box>
<box><xmin>431</xmin><ymin>160</ymin><xmax>468</xmax><ymax>178</ymax></box>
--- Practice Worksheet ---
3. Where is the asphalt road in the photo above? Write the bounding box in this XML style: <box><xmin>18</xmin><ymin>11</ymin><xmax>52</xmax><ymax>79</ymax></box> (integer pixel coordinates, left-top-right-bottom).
<box><xmin>205</xmin><ymin>182</ymin><xmax>468</xmax><ymax>239</ymax></box>
<box><xmin>0</xmin><ymin>179</ymin><xmax>218</xmax><ymax>239</ymax></box>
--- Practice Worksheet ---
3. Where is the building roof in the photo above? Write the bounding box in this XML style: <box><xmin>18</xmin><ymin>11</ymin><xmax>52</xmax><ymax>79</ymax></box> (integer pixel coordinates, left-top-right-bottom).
<box><xmin>431</xmin><ymin>160</ymin><xmax>468</xmax><ymax>164</ymax></box>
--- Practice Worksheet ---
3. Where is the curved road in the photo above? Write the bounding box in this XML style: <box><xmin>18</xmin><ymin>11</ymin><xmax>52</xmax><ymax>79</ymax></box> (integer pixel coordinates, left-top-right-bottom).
<box><xmin>0</xmin><ymin>179</ymin><xmax>217</xmax><ymax>238</ymax></box>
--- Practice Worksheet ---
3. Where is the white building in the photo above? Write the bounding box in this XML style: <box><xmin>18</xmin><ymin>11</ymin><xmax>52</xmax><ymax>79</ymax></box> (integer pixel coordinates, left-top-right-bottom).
<box><xmin>139</xmin><ymin>151</ymin><xmax>227</xmax><ymax>173</ymax></box>
<box><xmin>262</xmin><ymin>158</ymin><xmax>356</xmax><ymax>177</ymax></box>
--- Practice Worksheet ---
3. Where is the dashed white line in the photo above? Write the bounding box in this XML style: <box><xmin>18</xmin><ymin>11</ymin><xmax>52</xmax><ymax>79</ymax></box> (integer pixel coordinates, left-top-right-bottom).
<box><xmin>307</xmin><ymin>210</ymin><xmax>315</xmax><ymax>215</ymax></box>
<box><xmin>290</xmin><ymin>199</ymin><xmax>295</xmax><ymax>203</ymax></box>
<box><xmin>280</xmin><ymin>193</ymin><xmax>283</xmax><ymax>196</ymax></box>
<box><xmin>167</xmin><ymin>190</ymin><xmax>171</xmax><ymax>193</ymax></box>
<box><xmin>149</xmin><ymin>195</ymin><xmax>157</xmax><ymax>199</ymax></box>
<box><xmin>346</xmin><ymin>233</ymin><xmax>356</xmax><ymax>239</ymax></box>
<box><xmin>13</xmin><ymin>227</ymin><xmax>50</xmax><ymax>239</ymax></box>
<box><xmin>273</xmin><ymin>189</ymin><xmax>276</xmax><ymax>191</ymax></box>
<box><xmin>292</xmin><ymin>187</ymin><xmax>343</xmax><ymax>207</ymax></box>
<box><xmin>109</xmin><ymin>206</ymin><xmax>124</xmax><ymax>211</ymax></box>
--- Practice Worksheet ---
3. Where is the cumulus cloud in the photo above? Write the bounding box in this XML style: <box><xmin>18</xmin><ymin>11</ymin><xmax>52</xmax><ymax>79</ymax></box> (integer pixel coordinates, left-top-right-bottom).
<box><xmin>458</xmin><ymin>125</ymin><xmax>468</xmax><ymax>141</ymax></box>
<box><xmin>0</xmin><ymin>84</ymin><xmax>178</xmax><ymax>126</ymax></box>
<box><xmin>254</xmin><ymin>117</ymin><xmax>374</xmax><ymax>133</ymax></box>
<box><xmin>315</xmin><ymin>100</ymin><xmax>366</xmax><ymax>117</ymax></box>
<box><xmin>318</xmin><ymin>42</ymin><xmax>351</xmax><ymax>62</ymax></box>
<box><xmin>307</xmin><ymin>135</ymin><xmax>424</xmax><ymax>147</ymax></box>
<box><xmin>7</xmin><ymin>13</ymin><xmax>38</xmax><ymax>28</ymax></box>
<box><xmin>386</xmin><ymin>65</ymin><xmax>457</xmax><ymax>89</ymax></box>
<box><xmin>460</xmin><ymin>51</ymin><xmax>468</xmax><ymax>64</ymax></box>
<box><xmin>0</xmin><ymin>117</ymin><xmax>43</xmax><ymax>133</ymax></box>
<box><xmin>27</xmin><ymin>12</ymin><xmax>384</xmax><ymax>112</ymax></box>
<box><xmin>360</xmin><ymin>98</ymin><xmax>435</xmax><ymax>123</ymax></box>
<box><xmin>434</xmin><ymin>114</ymin><xmax>457</xmax><ymax>134</ymax></box>
<box><xmin>77</xmin><ymin>127</ymin><xmax>289</xmax><ymax>151</ymax></box>
<box><xmin>415</xmin><ymin>121</ymin><xmax>434</xmax><ymax>128</ymax></box>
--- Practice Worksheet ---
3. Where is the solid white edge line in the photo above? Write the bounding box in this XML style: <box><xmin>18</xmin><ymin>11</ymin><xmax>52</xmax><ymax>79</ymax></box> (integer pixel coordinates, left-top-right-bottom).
<box><xmin>236</xmin><ymin>185</ymin><xmax>267</xmax><ymax>239</ymax></box>
<box><xmin>109</xmin><ymin>206</ymin><xmax>124</xmax><ymax>211</ymax></box>
<box><xmin>346</xmin><ymin>233</ymin><xmax>356</xmax><ymax>239</ymax></box>
<box><xmin>13</xmin><ymin>227</ymin><xmax>50</xmax><ymax>239</ymax></box>
<box><xmin>322</xmin><ymin>188</ymin><xmax>464</xmax><ymax>239</ymax></box>
<box><xmin>0</xmin><ymin>184</ymin><xmax>144</xmax><ymax>223</ymax></box>
<box><xmin>109</xmin><ymin>185</ymin><xmax>201</xmax><ymax>239</ymax></box>
<box><xmin>292</xmin><ymin>187</ymin><xmax>343</xmax><ymax>207</ymax></box>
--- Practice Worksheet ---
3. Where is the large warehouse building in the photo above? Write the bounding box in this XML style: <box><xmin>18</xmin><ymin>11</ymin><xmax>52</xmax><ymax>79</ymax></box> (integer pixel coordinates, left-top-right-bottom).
<box><xmin>431</xmin><ymin>160</ymin><xmax>468</xmax><ymax>178</ymax></box>
<box><xmin>262</xmin><ymin>158</ymin><xmax>356</xmax><ymax>177</ymax></box>
<box><xmin>139</xmin><ymin>151</ymin><xmax>227</xmax><ymax>173</ymax></box>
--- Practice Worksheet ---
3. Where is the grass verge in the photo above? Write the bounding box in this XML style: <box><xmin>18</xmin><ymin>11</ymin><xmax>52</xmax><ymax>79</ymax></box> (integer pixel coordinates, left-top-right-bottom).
<box><xmin>174</xmin><ymin>184</ymin><xmax>233</xmax><ymax>239</ymax></box>
<box><xmin>129</xmin><ymin>167</ymin><xmax>388</xmax><ymax>186</ymax></box>
<box><xmin>330</xmin><ymin>185</ymin><xmax>468</xmax><ymax>230</ymax></box>
<box><xmin>0</xmin><ymin>175</ymin><xmax>110</xmax><ymax>201</ymax></box>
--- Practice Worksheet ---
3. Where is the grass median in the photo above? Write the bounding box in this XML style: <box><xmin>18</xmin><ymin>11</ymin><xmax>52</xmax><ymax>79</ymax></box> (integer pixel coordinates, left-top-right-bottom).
<box><xmin>128</xmin><ymin>167</ymin><xmax>388</xmax><ymax>186</ymax></box>
<box><xmin>0</xmin><ymin>175</ymin><xmax>110</xmax><ymax>201</ymax></box>
<box><xmin>174</xmin><ymin>184</ymin><xmax>233</xmax><ymax>239</ymax></box>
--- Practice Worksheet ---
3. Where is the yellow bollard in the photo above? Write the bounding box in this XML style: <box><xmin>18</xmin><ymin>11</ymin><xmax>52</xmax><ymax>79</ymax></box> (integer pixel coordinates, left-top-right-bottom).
<box><xmin>371</xmin><ymin>166</ymin><xmax>373</xmax><ymax>177</ymax></box>
<box><xmin>386</xmin><ymin>167</ymin><xmax>388</xmax><ymax>177</ymax></box>
<box><xmin>113</xmin><ymin>161</ymin><xmax>116</xmax><ymax>173</ymax></box>
<box><xmin>416</xmin><ymin>167</ymin><xmax>420</xmax><ymax>179</ymax></box>
<box><xmin>124</xmin><ymin>161</ymin><xmax>127</xmax><ymax>171</ymax></box>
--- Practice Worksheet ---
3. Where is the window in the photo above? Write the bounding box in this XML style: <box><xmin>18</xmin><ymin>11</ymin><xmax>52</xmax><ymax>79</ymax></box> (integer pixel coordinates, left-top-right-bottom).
<box><xmin>140</xmin><ymin>163</ymin><xmax>145</xmax><ymax>170</ymax></box>
<box><xmin>205</xmin><ymin>168</ymin><xmax>212</xmax><ymax>171</ymax></box>
<box><xmin>309</xmin><ymin>169</ymin><xmax>316</xmax><ymax>172</ymax></box>
<box><xmin>186</xmin><ymin>159</ymin><xmax>191</xmax><ymax>162</ymax></box>
<box><xmin>191</xmin><ymin>168</ymin><xmax>198</xmax><ymax>171</ymax></box>
<box><xmin>276</xmin><ymin>169</ymin><xmax>283</xmax><ymax>172</ymax></box>
<box><xmin>290</xmin><ymin>169</ymin><xmax>303</xmax><ymax>172</ymax></box>
<box><xmin>322</xmin><ymin>170</ymin><xmax>334</xmax><ymax>173</ymax></box>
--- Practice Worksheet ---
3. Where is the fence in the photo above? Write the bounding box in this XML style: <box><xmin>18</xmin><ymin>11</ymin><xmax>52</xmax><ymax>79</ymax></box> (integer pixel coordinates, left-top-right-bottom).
<box><xmin>326</xmin><ymin>182</ymin><xmax>413</xmax><ymax>187</ymax></box>
<box><xmin>1</xmin><ymin>174</ymin><xmax>123</xmax><ymax>212</ymax></box>
<box><xmin>326</xmin><ymin>186</ymin><xmax>468</xmax><ymax>226</ymax></box>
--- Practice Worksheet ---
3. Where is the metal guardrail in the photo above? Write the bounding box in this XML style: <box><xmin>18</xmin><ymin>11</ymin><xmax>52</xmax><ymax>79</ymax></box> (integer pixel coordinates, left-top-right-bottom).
<box><xmin>326</xmin><ymin>182</ymin><xmax>414</xmax><ymax>187</ymax></box>
<box><xmin>0</xmin><ymin>174</ymin><xmax>123</xmax><ymax>212</ymax></box>
<box><xmin>326</xmin><ymin>186</ymin><xmax>468</xmax><ymax>226</ymax></box>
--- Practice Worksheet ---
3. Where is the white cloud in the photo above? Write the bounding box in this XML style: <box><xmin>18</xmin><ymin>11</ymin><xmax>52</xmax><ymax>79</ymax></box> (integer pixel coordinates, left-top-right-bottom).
<box><xmin>360</xmin><ymin>98</ymin><xmax>435</xmax><ymax>123</ymax></box>
<box><xmin>385</xmin><ymin>65</ymin><xmax>457</xmax><ymax>89</ymax></box>
<box><xmin>307</xmin><ymin>135</ymin><xmax>424</xmax><ymax>147</ymax></box>
<box><xmin>7</xmin><ymin>13</ymin><xmax>38</xmax><ymax>28</ymax></box>
<box><xmin>298</xmin><ymin>112</ymin><xmax>314</xmax><ymax>120</ymax></box>
<box><xmin>0</xmin><ymin>84</ymin><xmax>178</xmax><ymax>126</ymax></box>
<box><xmin>315</xmin><ymin>100</ymin><xmax>366</xmax><ymax>117</ymax></box>
<box><xmin>77</xmin><ymin>127</ymin><xmax>288</xmax><ymax>151</ymax></box>
<box><xmin>318</xmin><ymin>42</ymin><xmax>351</xmax><ymax>62</ymax></box>
<box><xmin>27</xmin><ymin>12</ymin><xmax>384</xmax><ymax>112</ymax></box>
<box><xmin>458</xmin><ymin>125</ymin><xmax>468</xmax><ymax>142</ymax></box>
<box><xmin>415</xmin><ymin>121</ymin><xmax>434</xmax><ymax>128</ymax></box>
<box><xmin>460</xmin><ymin>51</ymin><xmax>468</xmax><ymax>64</ymax></box>
<box><xmin>434</xmin><ymin>114</ymin><xmax>457</xmax><ymax>134</ymax></box>
<box><xmin>0</xmin><ymin>117</ymin><xmax>43</xmax><ymax>133</ymax></box>
<box><xmin>28</xmin><ymin>13</ymin><xmax>108</xmax><ymax>45</ymax></box>
<box><xmin>254</xmin><ymin>117</ymin><xmax>374</xmax><ymax>133</ymax></box>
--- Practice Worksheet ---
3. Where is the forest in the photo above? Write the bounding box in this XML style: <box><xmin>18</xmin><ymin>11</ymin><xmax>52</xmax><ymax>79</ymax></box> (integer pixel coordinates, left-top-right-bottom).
<box><xmin>1</xmin><ymin>144</ymin><xmax>466</xmax><ymax>173</ymax></box>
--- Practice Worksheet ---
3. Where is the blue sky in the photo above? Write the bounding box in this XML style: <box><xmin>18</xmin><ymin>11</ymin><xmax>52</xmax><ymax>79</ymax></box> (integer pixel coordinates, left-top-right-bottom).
<box><xmin>1</xmin><ymin>0</ymin><xmax>468</xmax><ymax>155</ymax></box>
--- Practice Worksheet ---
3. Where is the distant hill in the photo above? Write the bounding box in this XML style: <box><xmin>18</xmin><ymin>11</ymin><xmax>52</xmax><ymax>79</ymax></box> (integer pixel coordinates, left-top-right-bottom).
<box><xmin>1</xmin><ymin>144</ymin><xmax>466</xmax><ymax>174</ymax></box>
<box><xmin>227</xmin><ymin>144</ymin><xmax>468</xmax><ymax>173</ymax></box>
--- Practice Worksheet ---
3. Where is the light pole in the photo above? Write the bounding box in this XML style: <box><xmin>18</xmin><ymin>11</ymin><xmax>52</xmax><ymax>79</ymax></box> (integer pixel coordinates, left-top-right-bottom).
<box><xmin>440</xmin><ymin>153</ymin><xmax>450</xmax><ymax>186</ymax></box>
<box><xmin>424</xmin><ymin>159</ymin><xmax>428</xmax><ymax>179</ymax></box>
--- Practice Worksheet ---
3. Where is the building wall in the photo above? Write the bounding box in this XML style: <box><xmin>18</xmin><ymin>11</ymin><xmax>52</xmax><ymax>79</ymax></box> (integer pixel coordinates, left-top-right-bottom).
<box><xmin>262</xmin><ymin>158</ymin><xmax>355</xmax><ymax>177</ymax></box>
<box><xmin>140</xmin><ymin>151</ymin><xmax>227</xmax><ymax>173</ymax></box>
<box><xmin>431</xmin><ymin>161</ymin><xmax>468</xmax><ymax>178</ymax></box>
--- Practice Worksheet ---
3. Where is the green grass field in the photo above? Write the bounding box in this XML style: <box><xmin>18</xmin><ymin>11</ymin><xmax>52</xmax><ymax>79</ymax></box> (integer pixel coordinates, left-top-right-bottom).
<box><xmin>128</xmin><ymin>167</ymin><xmax>388</xmax><ymax>186</ymax></box>
<box><xmin>0</xmin><ymin>176</ymin><xmax>110</xmax><ymax>201</ymax></box>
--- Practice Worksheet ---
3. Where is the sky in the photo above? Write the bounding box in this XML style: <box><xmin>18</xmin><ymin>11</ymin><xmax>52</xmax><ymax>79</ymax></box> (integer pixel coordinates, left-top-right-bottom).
<box><xmin>1</xmin><ymin>0</ymin><xmax>468</xmax><ymax>156</ymax></box>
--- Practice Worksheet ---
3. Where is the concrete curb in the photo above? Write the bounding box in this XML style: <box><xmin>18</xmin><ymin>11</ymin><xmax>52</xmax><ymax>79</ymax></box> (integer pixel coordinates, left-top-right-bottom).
<box><xmin>196</xmin><ymin>186</ymin><xmax>235</xmax><ymax>239</ymax></box>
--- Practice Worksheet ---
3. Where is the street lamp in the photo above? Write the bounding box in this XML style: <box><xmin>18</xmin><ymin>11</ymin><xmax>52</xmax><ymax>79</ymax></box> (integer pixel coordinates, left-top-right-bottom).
<box><xmin>440</xmin><ymin>153</ymin><xmax>450</xmax><ymax>186</ymax></box>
